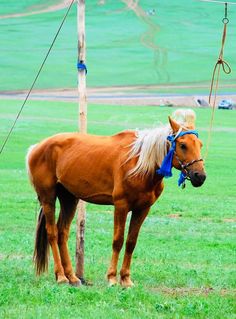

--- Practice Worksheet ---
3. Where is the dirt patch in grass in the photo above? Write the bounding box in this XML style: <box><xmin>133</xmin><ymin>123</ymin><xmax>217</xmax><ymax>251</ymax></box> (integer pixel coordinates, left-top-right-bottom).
<box><xmin>151</xmin><ymin>286</ymin><xmax>236</xmax><ymax>296</ymax></box>
<box><xmin>223</xmin><ymin>218</ymin><xmax>236</xmax><ymax>223</ymax></box>
<box><xmin>168</xmin><ymin>214</ymin><xmax>182</xmax><ymax>219</ymax></box>
<box><xmin>200</xmin><ymin>217</ymin><xmax>236</xmax><ymax>223</ymax></box>
<box><xmin>0</xmin><ymin>253</ymin><xmax>31</xmax><ymax>260</ymax></box>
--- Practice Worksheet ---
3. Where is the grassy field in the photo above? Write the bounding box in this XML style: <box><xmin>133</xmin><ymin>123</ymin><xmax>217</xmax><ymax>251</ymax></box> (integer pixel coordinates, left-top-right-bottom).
<box><xmin>0</xmin><ymin>0</ymin><xmax>236</xmax><ymax>92</ymax></box>
<box><xmin>0</xmin><ymin>99</ymin><xmax>235</xmax><ymax>318</ymax></box>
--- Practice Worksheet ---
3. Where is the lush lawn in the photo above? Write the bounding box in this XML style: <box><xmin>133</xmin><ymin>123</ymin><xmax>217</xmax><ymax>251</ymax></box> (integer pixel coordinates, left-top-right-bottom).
<box><xmin>0</xmin><ymin>0</ymin><xmax>236</xmax><ymax>92</ymax></box>
<box><xmin>0</xmin><ymin>99</ymin><xmax>235</xmax><ymax>318</ymax></box>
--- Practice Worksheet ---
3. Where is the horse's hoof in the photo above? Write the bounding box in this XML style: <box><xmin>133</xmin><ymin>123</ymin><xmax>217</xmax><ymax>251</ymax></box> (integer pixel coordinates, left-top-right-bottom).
<box><xmin>67</xmin><ymin>274</ymin><xmax>81</xmax><ymax>287</ymax></box>
<box><xmin>107</xmin><ymin>276</ymin><xmax>118</xmax><ymax>287</ymax></box>
<box><xmin>57</xmin><ymin>275</ymin><xmax>69</xmax><ymax>285</ymax></box>
<box><xmin>120</xmin><ymin>277</ymin><xmax>134</xmax><ymax>288</ymax></box>
<box><xmin>108</xmin><ymin>280</ymin><xmax>118</xmax><ymax>287</ymax></box>
<box><xmin>69</xmin><ymin>280</ymin><xmax>81</xmax><ymax>287</ymax></box>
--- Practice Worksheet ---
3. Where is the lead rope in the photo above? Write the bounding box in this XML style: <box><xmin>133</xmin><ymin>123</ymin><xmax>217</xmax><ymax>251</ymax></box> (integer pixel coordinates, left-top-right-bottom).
<box><xmin>205</xmin><ymin>2</ymin><xmax>231</xmax><ymax>159</ymax></box>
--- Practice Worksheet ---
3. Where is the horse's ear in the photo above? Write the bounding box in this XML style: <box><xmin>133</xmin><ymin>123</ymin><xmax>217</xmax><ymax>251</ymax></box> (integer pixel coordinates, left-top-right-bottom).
<box><xmin>168</xmin><ymin>116</ymin><xmax>180</xmax><ymax>133</ymax></box>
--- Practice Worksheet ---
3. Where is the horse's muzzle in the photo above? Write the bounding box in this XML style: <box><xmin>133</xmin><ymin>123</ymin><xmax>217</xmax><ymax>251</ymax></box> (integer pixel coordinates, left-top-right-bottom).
<box><xmin>189</xmin><ymin>171</ymin><xmax>206</xmax><ymax>187</ymax></box>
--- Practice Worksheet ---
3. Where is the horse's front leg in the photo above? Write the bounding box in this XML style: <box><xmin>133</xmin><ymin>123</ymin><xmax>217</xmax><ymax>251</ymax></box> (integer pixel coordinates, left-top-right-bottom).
<box><xmin>107</xmin><ymin>204</ymin><xmax>128</xmax><ymax>286</ymax></box>
<box><xmin>120</xmin><ymin>207</ymin><xmax>150</xmax><ymax>288</ymax></box>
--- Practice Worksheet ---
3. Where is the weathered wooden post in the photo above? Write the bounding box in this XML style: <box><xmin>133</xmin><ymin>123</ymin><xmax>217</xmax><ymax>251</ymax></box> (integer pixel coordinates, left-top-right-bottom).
<box><xmin>75</xmin><ymin>0</ymin><xmax>87</xmax><ymax>283</ymax></box>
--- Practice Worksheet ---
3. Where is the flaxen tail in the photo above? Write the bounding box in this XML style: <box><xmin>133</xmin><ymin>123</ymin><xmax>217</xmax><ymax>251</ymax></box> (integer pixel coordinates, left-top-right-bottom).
<box><xmin>33</xmin><ymin>208</ymin><xmax>49</xmax><ymax>275</ymax></box>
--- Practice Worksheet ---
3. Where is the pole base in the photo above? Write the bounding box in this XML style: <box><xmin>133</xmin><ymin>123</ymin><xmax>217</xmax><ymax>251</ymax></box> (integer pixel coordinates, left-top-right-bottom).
<box><xmin>79</xmin><ymin>277</ymin><xmax>93</xmax><ymax>286</ymax></box>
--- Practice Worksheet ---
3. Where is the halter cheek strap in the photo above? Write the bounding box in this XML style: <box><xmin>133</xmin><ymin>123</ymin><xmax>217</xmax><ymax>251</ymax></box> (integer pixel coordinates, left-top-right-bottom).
<box><xmin>156</xmin><ymin>130</ymin><xmax>202</xmax><ymax>187</ymax></box>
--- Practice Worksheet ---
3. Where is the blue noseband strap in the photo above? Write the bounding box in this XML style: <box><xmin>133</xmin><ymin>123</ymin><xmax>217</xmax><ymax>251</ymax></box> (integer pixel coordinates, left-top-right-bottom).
<box><xmin>156</xmin><ymin>130</ymin><xmax>199</xmax><ymax>186</ymax></box>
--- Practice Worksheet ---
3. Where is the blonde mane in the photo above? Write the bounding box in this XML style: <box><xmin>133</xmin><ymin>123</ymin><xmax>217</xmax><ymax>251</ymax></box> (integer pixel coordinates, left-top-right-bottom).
<box><xmin>127</xmin><ymin>125</ymin><xmax>171</xmax><ymax>177</ymax></box>
<box><xmin>127</xmin><ymin>109</ymin><xmax>196</xmax><ymax>177</ymax></box>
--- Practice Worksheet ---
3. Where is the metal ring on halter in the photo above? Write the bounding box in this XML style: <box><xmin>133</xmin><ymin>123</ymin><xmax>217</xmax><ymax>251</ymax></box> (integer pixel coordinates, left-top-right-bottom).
<box><xmin>222</xmin><ymin>17</ymin><xmax>229</xmax><ymax>24</ymax></box>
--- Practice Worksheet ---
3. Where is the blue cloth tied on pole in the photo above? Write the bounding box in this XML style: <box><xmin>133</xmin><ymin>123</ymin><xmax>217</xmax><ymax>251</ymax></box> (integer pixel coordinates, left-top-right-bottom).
<box><xmin>156</xmin><ymin>130</ymin><xmax>199</xmax><ymax>186</ymax></box>
<box><xmin>77</xmin><ymin>61</ymin><xmax>87</xmax><ymax>74</ymax></box>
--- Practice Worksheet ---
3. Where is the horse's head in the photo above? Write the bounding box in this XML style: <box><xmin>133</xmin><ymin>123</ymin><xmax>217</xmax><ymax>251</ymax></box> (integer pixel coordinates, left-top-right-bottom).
<box><xmin>169</xmin><ymin>113</ymin><xmax>206</xmax><ymax>187</ymax></box>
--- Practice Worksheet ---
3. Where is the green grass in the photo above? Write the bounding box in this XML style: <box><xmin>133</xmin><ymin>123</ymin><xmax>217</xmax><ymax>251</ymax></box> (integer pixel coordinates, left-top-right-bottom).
<box><xmin>0</xmin><ymin>0</ymin><xmax>236</xmax><ymax>92</ymax></box>
<box><xmin>0</xmin><ymin>99</ymin><xmax>236</xmax><ymax>318</ymax></box>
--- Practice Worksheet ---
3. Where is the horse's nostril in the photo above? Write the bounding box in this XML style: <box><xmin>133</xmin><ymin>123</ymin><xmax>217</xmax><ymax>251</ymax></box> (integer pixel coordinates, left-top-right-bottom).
<box><xmin>194</xmin><ymin>172</ymin><xmax>206</xmax><ymax>182</ymax></box>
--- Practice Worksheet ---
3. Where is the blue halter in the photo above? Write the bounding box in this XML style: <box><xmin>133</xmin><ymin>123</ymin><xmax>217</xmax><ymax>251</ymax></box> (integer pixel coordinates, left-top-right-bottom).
<box><xmin>156</xmin><ymin>130</ymin><xmax>199</xmax><ymax>187</ymax></box>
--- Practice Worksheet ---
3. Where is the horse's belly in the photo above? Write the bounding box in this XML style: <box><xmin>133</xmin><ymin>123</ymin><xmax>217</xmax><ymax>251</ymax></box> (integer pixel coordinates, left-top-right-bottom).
<box><xmin>80</xmin><ymin>193</ymin><xmax>113</xmax><ymax>205</ymax></box>
<box><xmin>58</xmin><ymin>172</ymin><xmax>114</xmax><ymax>205</ymax></box>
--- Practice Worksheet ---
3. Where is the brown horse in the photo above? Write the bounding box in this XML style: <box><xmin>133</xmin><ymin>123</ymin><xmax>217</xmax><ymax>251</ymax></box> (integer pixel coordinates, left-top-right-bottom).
<box><xmin>26</xmin><ymin>109</ymin><xmax>206</xmax><ymax>287</ymax></box>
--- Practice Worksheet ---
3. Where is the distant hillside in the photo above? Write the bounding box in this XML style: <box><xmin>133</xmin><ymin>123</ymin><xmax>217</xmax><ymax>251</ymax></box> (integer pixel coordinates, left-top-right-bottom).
<box><xmin>0</xmin><ymin>0</ymin><xmax>235</xmax><ymax>93</ymax></box>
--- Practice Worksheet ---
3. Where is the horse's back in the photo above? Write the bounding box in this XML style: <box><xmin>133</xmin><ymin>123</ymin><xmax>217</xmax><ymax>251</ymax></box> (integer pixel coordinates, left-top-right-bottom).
<box><xmin>27</xmin><ymin>130</ymin><xmax>136</xmax><ymax>165</ymax></box>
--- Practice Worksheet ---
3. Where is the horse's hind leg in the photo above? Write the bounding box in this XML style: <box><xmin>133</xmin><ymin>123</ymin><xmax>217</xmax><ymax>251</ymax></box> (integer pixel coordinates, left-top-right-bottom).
<box><xmin>56</xmin><ymin>183</ymin><xmax>80</xmax><ymax>286</ymax></box>
<box><xmin>39</xmin><ymin>188</ymin><xmax>69</xmax><ymax>284</ymax></box>
<box><xmin>120</xmin><ymin>207</ymin><xmax>150</xmax><ymax>288</ymax></box>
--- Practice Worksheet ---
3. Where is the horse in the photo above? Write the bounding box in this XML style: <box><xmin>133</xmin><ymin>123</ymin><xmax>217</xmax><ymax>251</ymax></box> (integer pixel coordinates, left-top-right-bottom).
<box><xmin>26</xmin><ymin>109</ymin><xmax>206</xmax><ymax>288</ymax></box>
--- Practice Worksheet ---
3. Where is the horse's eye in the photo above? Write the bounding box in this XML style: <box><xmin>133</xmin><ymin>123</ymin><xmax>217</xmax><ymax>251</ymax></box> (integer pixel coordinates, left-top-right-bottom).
<box><xmin>180</xmin><ymin>143</ymin><xmax>187</xmax><ymax>151</ymax></box>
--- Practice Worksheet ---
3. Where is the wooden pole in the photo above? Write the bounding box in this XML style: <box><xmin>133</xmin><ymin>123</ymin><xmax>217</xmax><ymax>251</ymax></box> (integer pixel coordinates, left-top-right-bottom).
<box><xmin>75</xmin><ymin>0</ymin><xmax>87</xmax><ymax>283</ymax></box>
